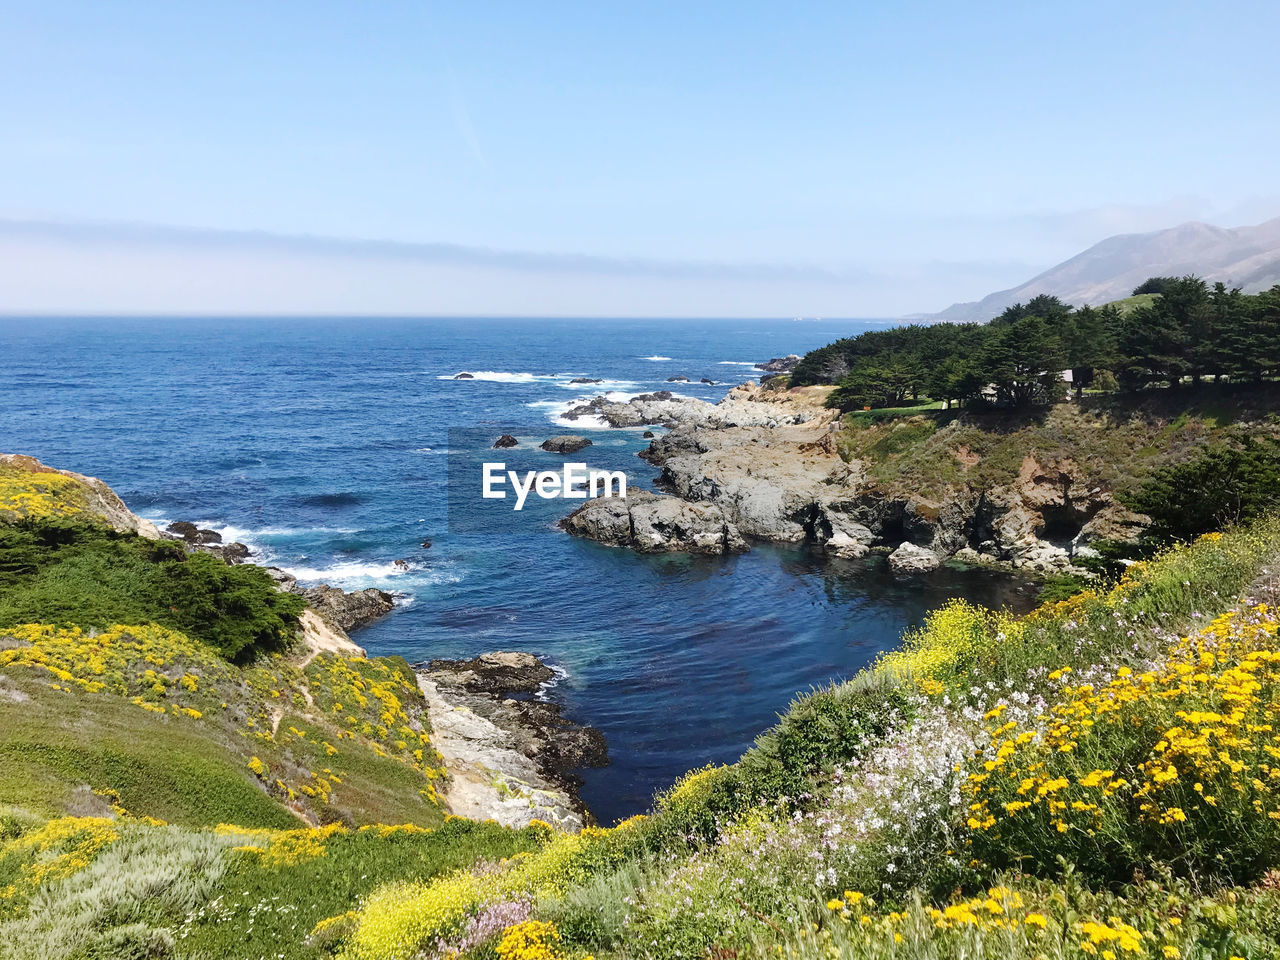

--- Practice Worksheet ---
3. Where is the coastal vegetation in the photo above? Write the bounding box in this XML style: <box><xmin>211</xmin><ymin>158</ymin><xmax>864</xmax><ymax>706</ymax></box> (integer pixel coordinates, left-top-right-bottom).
<box><xmin>793</xmin><ymin>278</ymin><xmax>1280</xmax><ymax>412</ymax></box>
<box><xmin>6</xmin><ymin>450</ymin><xmax>1280</xmax><ymax>957</ymax></box>
<box><xmin>0</xmin><ymin>520</ymin><xmax>305</xmax><ymax>662</ymax></box>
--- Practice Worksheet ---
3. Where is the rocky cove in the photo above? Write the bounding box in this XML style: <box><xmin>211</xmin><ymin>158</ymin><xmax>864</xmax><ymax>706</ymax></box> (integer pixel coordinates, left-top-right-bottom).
<box><xmin>560</xmin><ymin>381</ymin><xmax>1143</xmax><ymax>574</ymax></box>
<box><xmin>1</xmin><ymin>454</ymin><xmax>604</xmax><ymax>829</ymax></box>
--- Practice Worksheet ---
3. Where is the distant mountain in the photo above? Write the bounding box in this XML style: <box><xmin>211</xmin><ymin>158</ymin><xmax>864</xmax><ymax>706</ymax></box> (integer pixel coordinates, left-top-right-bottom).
<box><xmin>926</xmin><ymin>216</ymin><xmax>1280</xmax><ymax>323</ymax></box>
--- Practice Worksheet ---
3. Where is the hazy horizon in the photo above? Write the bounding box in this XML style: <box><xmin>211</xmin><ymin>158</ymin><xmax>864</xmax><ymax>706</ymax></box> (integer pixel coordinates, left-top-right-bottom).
<box><xmin>4</xmin><ymin>2</ymin><xmax>1279</xmax><ymax>317</ymax></box>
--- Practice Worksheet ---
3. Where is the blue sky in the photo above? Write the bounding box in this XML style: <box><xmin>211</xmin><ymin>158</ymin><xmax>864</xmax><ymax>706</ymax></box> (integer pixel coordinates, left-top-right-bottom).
<box><xmin>2</xmin><ymin>1</ymin><xmax>1278</xmax><ymax>316</ymax></box>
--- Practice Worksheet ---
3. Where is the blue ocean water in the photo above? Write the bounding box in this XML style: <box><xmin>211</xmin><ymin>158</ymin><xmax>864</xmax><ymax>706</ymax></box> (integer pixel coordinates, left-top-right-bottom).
<box><xmin>2</xmin><ymin>316</ymin><xmax>1037</xmax><ymax>823</ymax></box>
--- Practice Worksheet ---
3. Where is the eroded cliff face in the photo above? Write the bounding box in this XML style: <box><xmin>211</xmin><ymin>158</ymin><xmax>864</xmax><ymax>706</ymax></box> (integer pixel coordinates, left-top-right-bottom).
<box><xmin>561</xmin><ymin>385</ymin><xmax>1147</xmax><ymax>573</ymax></box>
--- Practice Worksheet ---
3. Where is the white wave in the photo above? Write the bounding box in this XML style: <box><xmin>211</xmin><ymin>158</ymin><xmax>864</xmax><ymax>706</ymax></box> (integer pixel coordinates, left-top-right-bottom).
<box><xmin>413</xmin><ymin>447</ymin><xmax>449</xmax><ymax>455</ymax></box>
<box><xmin>553</xmin><ymin>378</ymin><xmax>638</xmax><ymax>392</ymax></box>
<box><xmin>535</xmin><ymin>662</ymin><xmax>569</xmax><ymax>701</ymax></box>
<box><xmin>717</xmin><ymin>361</ymin><xmax>758</xmax><ymax>366</ymax></box>
<box><xmin>281</xmin><ymin>559</ymin><xmax>418</xmax><ymax>585</ymax></box>
<box><xmin>196</xmin><ymin>522</ymin><xmax>358</xmax><ymax>542</ymax></box>
<box><xmin>527</xmin><ymin>391</ymin><xmax>639</xmax><ymax>430</ymax></box>
<box><xmin>437</xmin><ymin>370</ymin><xmax>564</xmax><ymax>383</ymax></box>
<box><xmin>638</xmin><ymin>355</ymin><xmax>673</xmax><ymax>361</ymax></box>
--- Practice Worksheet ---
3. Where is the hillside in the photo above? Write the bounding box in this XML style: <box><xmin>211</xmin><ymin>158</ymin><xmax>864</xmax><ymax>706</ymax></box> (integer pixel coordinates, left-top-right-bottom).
<box><xmin>0</xmin><ymin>456</ymin><xmax>448</xmax><ymax>830</ymax></box>
<box><xmin>929</xmin><ymin>215</ymin><xmax>1280</xmax><ymax>322</ymax></box>
<box><xmin>7</xmin><ymin>447</ymin><xmax>1280</xmax><ymax>958</ymax></box>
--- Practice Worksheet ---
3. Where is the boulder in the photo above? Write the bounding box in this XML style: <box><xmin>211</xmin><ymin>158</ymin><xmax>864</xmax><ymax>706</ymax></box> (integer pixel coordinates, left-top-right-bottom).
<box><xmin>541</xmin><ymin>435</ymin><xmax>593</xmax><ymax>454</ymax></box>
<box><xmin>700</xmin><ymin>377</ymin><xmax>717</xmax><ymax>385</ymax></box>
<box><xmin>888</xmin><ymin>542</ymin><xmax>943</xmax><ymax>574</ymax></box>
<box><xmin>453</xmin><ymin>372</ymin><xmax>475</xmax><ymax>379</ymax></box>
<box><xmin>569</xmin><ymin>377</ymin><xmax>602</xmax><ymax>384</ymax></box>
<box><xmin>208</xmin><ymin>541</ymin><xmax>250</xmax><ymax>564</ymax></box>
<box><xmin>165</xmin><ymin>521</ymin><xmax>225</xmax><ymax>546</ymax></box>
<box><xmin>266</xmin><ymin>566</ymin><xmax>299</xmax><ymax>592</ymax></box>
<box><xmin>493</xmin><ymin>434</ymin><xmax>519</xmax><ymax>449</ymax></box>
<box><xmin>165</xmin><ymin>520</ymin><xmax>200</xmax><ymax>541</ymax></box>
<box><xmin>666</xmin><ymin>376</ymin><xmax>690</xmax><ymax>382</ymax></box>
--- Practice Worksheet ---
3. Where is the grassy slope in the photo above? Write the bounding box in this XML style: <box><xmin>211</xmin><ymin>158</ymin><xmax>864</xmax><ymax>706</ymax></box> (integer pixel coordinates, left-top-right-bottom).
<box><xmin>0</xmin><ymin>667</ymin><xmax>297</xmax><ymax>828</ymax></box>
<box><xmin>0</xmin><ymin>466</ymin><xmax>449</xmax><ymax>829</ymax></box>
<box><xmin>0</xmin><ymin>623</ymin><xmax>448</xmax><ymax>830</ymax></box>
<box><xmin>837</xmin><ymin>382</ymin><xmax>1280</xmax><ymax>501</ymax></box>
<box><xmin>0</xmin><ymin>461</ymin><xmax>546</xmax><ymax>959</ymax></box>
<box><xmin>305</xmin><ymin>516</ymin><xmax>1280</xmax><ymax>960</ymax></box>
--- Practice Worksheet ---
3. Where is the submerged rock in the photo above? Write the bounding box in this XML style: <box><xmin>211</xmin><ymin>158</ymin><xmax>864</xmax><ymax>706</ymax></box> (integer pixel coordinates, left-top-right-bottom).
<box><xmin>453</xmin><ymin>372</ymin><xmax>475</xmax><ymax>379</ymax></box>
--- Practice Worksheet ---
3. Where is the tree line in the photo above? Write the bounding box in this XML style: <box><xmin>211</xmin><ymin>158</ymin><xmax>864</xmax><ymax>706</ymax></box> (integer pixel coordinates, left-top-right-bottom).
<box><xmin>791</xmin><ymin>278</ymin><xmax>1280</xmax><ymax>410</ymax></box>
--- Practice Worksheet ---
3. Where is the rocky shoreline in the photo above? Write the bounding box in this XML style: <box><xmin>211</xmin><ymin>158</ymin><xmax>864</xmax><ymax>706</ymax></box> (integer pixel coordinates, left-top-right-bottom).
<box><xmin>560</xmin><ymin>381</ymin><xmax>1137</xmax><ymax>574</ymax></box>
<box><xmin>415</xmin><ymin>652</ymin><xmax>607</xmax><ymax>830</ymax></box>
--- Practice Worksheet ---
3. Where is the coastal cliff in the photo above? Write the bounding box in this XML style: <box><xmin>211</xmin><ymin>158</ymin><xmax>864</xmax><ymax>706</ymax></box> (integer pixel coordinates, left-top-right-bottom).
<box><xmin>562</xmin><ymin>380</ymin><xmax>1279</xmax><ymax>574</ymax></box>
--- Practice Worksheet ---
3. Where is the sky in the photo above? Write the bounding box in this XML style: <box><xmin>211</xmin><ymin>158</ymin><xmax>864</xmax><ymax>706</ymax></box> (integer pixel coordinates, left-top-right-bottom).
<box><xmin>2</xmin><ymin>0</ymin><xmax>1278</xmax><ymax>317</ymax></box>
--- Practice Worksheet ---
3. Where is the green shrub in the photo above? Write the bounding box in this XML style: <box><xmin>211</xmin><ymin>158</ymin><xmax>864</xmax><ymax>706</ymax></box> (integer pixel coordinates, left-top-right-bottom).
<box><xmin>0</xmin><ymin>521</ymin><xmax>304</xmax><ymax>662</ymax></box>
<box><xmin>1123</xmin><ymin>436</ymin><xmax>1280</xmax><ymax>544</ymax></box>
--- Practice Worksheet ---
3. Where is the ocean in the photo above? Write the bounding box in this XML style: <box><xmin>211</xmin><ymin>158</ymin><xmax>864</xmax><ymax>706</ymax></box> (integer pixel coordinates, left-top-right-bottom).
<box><xmin>2</xmin><ymin>315</ymin><xmax>1035</xmax><ymax>823</ymax></box>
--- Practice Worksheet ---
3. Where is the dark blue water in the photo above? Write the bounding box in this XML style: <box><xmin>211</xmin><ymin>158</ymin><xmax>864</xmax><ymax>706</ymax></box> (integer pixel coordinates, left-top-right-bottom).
<box><xmin>2</xmin><ymin>317</ymin><xmax>1036</xmax><ymax>823</ymax></box>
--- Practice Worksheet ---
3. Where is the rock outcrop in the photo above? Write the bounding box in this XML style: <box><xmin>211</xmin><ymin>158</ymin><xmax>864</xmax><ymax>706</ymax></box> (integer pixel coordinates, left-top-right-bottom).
<box><xmin>756</xmin><ymin>354</ymin><xmax>800</xmax><ymax>372</ymax></box>
<box><xmin>541</xmin><ymin>435</ymin><xmax>593</xmax><ymax>454</ymax></box>
<box><xmin>561</xmin><ymin>385</ymin><xmax>818</xmax><ymax>430</ymax></box>
<box><xmin>558</xmin><ymin>384</ymin><xmax>1141</xmax><ymax>574</ymax></box>
<box><xmin>268</xmin><ymin>570</ymin><xmax>396</xmax><ymax>633</ymax></box>
<box><xmin>493</xmin><ymin>434</ymin><xmax>519</xmax><ymax>449</ymax></box>
<box><xmin>562</xmin><ymin>490</ymin><xmax>748</xmax><ymax>555</ymax></box>
<box><xmin>163</xmin><ymin>520</ymin><xmax>253</xmax><ymax>564</ymax></box>
<box><xmin>418</xmin><ymin>652</ymin><xmax>607</xmax><ymax>830</ymax></box>
<box><xmin>425</xmin><ymin>651</ymin><xmax>555</xmax><ymax>694</ymax></box>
